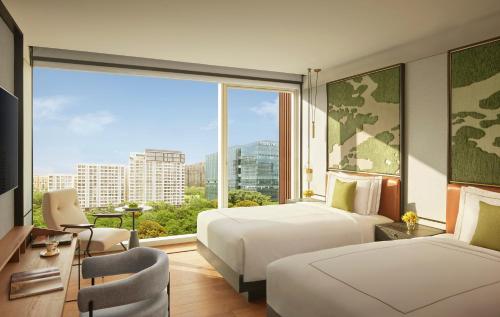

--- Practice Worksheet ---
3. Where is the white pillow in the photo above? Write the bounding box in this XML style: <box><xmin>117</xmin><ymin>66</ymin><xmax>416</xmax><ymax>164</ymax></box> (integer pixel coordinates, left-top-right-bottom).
<box><xmin>454</xmin><ymin>186</ymin><xmax>500</xmax><ymax>243</ymax></box>
<box><xmin>325</xmin><ymin>172</ymin><xmax>382</xmax><ymax>215</ymax></box>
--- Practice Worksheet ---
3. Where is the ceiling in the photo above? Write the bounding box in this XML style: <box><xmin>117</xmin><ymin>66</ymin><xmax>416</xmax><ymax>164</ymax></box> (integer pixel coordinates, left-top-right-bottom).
<box><xmin>4</xmin><ymin>0</ymin><xmax>500</xmax><ymax>74</ymax></box>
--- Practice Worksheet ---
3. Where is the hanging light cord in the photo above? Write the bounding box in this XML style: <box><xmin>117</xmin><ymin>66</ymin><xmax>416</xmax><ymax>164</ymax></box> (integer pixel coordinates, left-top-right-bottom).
<box><xmin>313</xmin><ymin>69</ymin><xmax>319</xmax><ymax>128</ymax></box>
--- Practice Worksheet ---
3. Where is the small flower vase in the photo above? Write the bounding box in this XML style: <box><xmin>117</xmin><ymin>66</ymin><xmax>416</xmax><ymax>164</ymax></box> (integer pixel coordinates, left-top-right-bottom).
<box><xmin>406</xmin><ymin>221</ymin><xmax>416</xmax><ymax>233</ymax></box>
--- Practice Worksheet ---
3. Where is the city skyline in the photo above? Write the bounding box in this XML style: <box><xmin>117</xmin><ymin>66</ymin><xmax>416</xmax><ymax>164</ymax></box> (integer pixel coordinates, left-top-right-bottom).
<box><xmin>34</xmin><ymin>140</ymin><xmax>280</xmax><ymax>206</ymax></box>
<box><xmin>34</xmin><ymin>149</ymin><xmax>187</xmax><ymax>209</ymax></box>
<box><xmin>34</xmin><ymin>67</ymin><xmax>279</xmax><ymax>175</ymax></box>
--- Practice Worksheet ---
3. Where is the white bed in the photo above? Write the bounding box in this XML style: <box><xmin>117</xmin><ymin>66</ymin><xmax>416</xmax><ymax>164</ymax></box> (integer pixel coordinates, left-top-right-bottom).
<box><xmin>267</xmin><ymin>235</ymin><xmax>500</xmax><ymax>317</ymax></box>
<box><xmin>197</xmin><ymin>202</ymin><xmax>393</xmax><ymax>283</ymax></box>
<box><xmin>267</xmin><ymin>184</ymin><xmax>500</xmax><ymax>317</ymax></box>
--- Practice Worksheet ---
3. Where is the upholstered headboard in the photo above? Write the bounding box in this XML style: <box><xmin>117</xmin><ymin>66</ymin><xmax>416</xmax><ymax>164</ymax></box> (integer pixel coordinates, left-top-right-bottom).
<box><xmin>324</xmin><ymin>172</ymin><xmax>401</xmax><ymax>222</ymax></box>
<box><xmin>446</xmin><ymin>183</ymin><xmax>500</xmax><ymax>233</ymax></box>
<box><xmin>379</xmin><ymin>176</ymin><xmax>401</xmax><ymax>222</ymax></box>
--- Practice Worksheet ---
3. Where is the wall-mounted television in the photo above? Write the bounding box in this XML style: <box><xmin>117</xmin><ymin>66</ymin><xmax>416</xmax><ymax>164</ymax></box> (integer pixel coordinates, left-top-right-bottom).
<box><xmin>0</xmin><ymin>85</ymin><xmax>18</xmax><ymax>195</ymax></box>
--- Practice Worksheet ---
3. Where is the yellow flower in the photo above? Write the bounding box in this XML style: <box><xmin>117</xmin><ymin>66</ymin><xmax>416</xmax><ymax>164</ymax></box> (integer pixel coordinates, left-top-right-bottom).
<box><xmin>303</xmin><ymin>189</ymin><xmax>314</xmax><ymax>198</ymax></box>
<box><xmin>402</xmin><ymin>211</ymin><xmax>418</xmax><ymax>224</ymax></box>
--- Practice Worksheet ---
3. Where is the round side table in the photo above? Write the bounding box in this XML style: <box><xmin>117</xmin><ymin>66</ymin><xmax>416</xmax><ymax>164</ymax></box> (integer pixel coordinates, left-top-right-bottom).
<box><xmin>115</xmin><ymin>205</ymin><xmax>152</xmax><ymax>249</ymax></box>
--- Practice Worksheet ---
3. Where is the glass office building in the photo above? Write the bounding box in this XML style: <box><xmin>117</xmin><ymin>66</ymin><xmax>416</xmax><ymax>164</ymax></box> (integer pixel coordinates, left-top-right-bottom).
<box><xmin>205</xmin><ymin>152</ymin><xmax>218</xmax><ymax>201</ymax></box>
<box><xmin>205</xmin><ymin>140</ymin><xmax>279</xmax><ymax>201</ymax></box>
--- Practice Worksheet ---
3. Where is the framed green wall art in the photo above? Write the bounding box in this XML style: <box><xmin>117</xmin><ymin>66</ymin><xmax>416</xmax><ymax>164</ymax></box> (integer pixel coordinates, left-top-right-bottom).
<box><xmin>326</xmin><ymin>64</ymin><xmax>404</xmax><ymax>175</ymax></box>
<box><xmin>449</xmin><ymin>37</ymin><xmax>500</xmax><ymax>186</ymax></box>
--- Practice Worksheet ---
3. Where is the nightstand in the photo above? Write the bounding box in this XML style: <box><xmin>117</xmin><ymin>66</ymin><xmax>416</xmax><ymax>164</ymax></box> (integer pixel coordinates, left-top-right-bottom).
<box><xmin>286</xmin><ymin>197</ymin><xmax>324</xmax><ymax>204</ymax></box>
<box><xmin>375</xmin><ymin>222</ymin><xmax>445</xmax><ymax>241</ymax></box>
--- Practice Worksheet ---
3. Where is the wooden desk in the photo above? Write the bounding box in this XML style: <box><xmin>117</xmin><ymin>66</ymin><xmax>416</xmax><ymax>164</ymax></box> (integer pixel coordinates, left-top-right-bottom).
<box><xmin>0</xmin><ymin>228</ymin><xmax>77</xmax><ymax>317</ymax></box>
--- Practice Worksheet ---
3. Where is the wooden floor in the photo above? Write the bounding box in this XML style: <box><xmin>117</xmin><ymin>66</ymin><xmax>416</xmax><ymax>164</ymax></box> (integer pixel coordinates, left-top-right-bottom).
<box><xmin>63</xmin><ymin>242</ymin><xmax>266</xmax><ymax>317</ymax></box>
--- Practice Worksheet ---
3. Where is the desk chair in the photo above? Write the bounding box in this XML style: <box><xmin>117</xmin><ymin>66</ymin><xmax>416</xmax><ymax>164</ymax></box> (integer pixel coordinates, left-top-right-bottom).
<box><xmin>78</xmin><ymin>247</ymin><xmax>170</xmax><ymax>317</ymax></box>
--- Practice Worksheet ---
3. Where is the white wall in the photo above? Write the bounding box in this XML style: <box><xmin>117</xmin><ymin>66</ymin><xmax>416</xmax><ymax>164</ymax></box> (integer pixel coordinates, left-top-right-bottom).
<box><xmin>0</xmin><ymin>16</ymin><xmax>15</xmax><ymax>238</ymax></box>
<box><xmin>302</xmin><ymin>83</ymin><xmax>327</xmax><ymax>194</ymax></box>
<box><xmin>302</xmin><ymin>14</ymin><xmax>500</xmax><ymax>227</ymax></box>
<box><xmin>405</xmin><ymin>54</ymin><xmax>448</xmax><ymax>225</ymax></box>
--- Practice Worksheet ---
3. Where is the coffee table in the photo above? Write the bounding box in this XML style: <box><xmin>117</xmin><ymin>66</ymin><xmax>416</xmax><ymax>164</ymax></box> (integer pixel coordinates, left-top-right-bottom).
<box><xmin>114</xmin><ymin>205</ymin><xmax>152</xmax><ymax>249</ymax></box>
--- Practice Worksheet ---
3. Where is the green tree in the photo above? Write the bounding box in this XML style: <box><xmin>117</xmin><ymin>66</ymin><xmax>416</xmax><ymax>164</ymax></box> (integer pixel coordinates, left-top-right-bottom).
<box><xmin>138</xmin><ymin>220</ymin><xmax>167</xmax><ymax>239</ymax></box>
<box><xmin>31</xmin><ymin>189</ymin><xmax>270</xmax><ymax>239</ymax></box>
<box><xmin>33</xmin><ymin>191</ymin><xmax>46</xmax><ymax>228</ymax></box>
<box><xmin>228</xmin><ymin>190</ymin><xmax>272</xmax><ymax>206</ymax></box>
<box><xmin>185</xmin><ymin>186</ymin><xmax>205</xmax><ymax>198</ymax></box>
<box><xmin>234</xmin><ymin>200</ymin><xmax>259</xmax><ymax>207</ymax></box>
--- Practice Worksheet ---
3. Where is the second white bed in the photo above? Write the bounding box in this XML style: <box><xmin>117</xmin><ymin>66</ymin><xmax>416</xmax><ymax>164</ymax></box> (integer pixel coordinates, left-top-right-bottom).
<box><xmin>267</xmin><ymin>235</ymin><xmax>500</xmax><ymax>317</ymax></box>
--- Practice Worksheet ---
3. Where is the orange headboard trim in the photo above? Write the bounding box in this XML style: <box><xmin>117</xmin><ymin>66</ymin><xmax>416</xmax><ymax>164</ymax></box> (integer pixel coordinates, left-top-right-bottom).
<box><xmin>446</xmin><ymin>183</ymin><xmax>500</xmax><ymax>233</ymax></box>
<box><xmin>325</xmin><ymin>172</ymin><xmax>401</xmax><ymax>222</ymax></box>
<box><xmin>379</xmin><ymin>176</ymin><xmax>401</xmax><ymax>222</ymax></box>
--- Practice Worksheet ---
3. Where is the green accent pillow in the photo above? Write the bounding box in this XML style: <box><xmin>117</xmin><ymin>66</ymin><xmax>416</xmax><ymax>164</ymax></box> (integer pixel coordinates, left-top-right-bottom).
<box><xmin>470</xmin><ymin>201</ymin><xmax>500</xmax><ymax>252</ymax></box>
<box><xmin>332</xmin><ymin>179</ymin><xmax>357</xmax><ymax>211</ymax></box>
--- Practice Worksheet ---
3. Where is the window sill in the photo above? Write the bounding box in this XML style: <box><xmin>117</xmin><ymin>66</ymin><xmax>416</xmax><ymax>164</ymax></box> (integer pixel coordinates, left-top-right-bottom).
<box><xmin>106</xmin><ymin>233</ymin><xmax>197</xmax><ymax>252</ymax></box>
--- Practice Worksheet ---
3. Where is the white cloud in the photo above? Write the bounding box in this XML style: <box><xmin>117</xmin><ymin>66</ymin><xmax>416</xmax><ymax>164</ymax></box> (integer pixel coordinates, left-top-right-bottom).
<box><xmin>250</xmin><ymin>98</ymin><xmax>278</xmax><ymax>119</ymax></box>
<box><xmin>34</xmin><ymin>96</ymin><xmax>73</xmax><ymax>120</ymax></box>
<box><xmin>200</xmin><ymin>119</ymin><xmax>218</xmax><ymax>131</ymax></box>
<box><xmin>68</xmin><ymin>111</ymin><xmax>116</xmax><ymax>135</ymax></box>
<box><xmin>34</xmin><ymin>95</ymin><xmax>117</xmax><ymax>135</ymax></box>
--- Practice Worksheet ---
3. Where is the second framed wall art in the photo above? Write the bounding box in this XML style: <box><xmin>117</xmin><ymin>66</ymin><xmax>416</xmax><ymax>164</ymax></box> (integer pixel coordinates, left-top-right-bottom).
<box><xmin>326</xmin><ymin>64</ymin><xmax>404</xmax><ymax>176</ymax></box>
<box><xmin>449</xmin><ymin>37</ymin><xmax>500</xmax><ymax>187</ymax></box>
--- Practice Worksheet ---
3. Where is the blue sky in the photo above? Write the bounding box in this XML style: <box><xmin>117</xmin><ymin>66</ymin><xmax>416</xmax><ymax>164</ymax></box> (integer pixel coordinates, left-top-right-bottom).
<box><xmin>33</xmin><ymin>68</ymin><xmax>278</xmax><ymax>174</ymax></box>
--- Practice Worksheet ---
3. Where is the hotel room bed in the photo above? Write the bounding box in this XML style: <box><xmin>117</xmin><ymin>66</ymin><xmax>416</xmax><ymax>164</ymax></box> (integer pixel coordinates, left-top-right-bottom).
<box><xmin>267</xmin><ymin>184</ymin><xmax>500</xmax><ymax>317</ymax></box>
<box><xmin>267</xmin><ymin>235</ymin><xmax>500</xmax><ymax>317</ymax></box>
<box><xmin>197</xmin><ymin>174</ymin><xmax>401</xmax><ymax>299</ymax></box>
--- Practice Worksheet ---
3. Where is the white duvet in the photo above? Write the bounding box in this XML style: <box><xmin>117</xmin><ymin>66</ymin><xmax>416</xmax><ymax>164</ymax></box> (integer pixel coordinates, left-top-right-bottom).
<box><xmin>267</xmin><ymin>235</ymin><xmax>500</xmax><ymax>317</ymax></box>
<box><xmin>197</xmin><ymin>202</ymin><xmax>392</xmax><ymax>282</ymax></box>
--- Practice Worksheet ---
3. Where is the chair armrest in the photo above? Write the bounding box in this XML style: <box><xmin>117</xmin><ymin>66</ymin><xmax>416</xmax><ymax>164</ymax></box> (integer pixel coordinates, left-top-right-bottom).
<box><xmin>82</xmin><ymin>251</ymin><xmax>134</xmax><ymax>279</ymax></box>
<box><xmin>78</xmin><ymin>266</ymin><xmax>169</xmax><ymax>312</ymax></box>
<box><xmin>60</xmin><ymin>224</ymin><xmax>95</xmax><ymax>230</ymax></box>
<box><xmin>61</xmin><ymin>224</ymin><xmax>94</xmax><ymax>256</ymax></box>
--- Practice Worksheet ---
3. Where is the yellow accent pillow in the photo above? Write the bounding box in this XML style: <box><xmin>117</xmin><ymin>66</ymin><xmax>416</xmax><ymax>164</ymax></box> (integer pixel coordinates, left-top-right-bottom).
<box><xmin>470</xmin><ymin>201</ymin><xmax>500</xmax><ymax>252</ymax></box>
<box><xmin>332</xmin><ymin>179</ymin><xmax>357</xmax><ymax>212</ymax></box>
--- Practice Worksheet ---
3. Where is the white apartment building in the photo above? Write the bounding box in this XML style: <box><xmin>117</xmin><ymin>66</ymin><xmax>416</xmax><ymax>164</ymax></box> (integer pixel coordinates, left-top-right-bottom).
<box><xmin>76</xmin><ymin>164</ymin><xmax>126</xmax><ymax>209</ymax></box>
<box><xmin>128</xmin><ymin>149</ymin><xmax>185</xmax><ymax>206</ymax></box>
<box><xmin>33</xmin><ymin>174</ymin><xmax>75</xmax><ymax>192</ymax></box>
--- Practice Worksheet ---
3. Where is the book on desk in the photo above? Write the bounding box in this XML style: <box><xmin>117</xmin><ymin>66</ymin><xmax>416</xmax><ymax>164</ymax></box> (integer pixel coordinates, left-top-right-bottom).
<box><xmin>0</xmin><ymin>226</ymin><xmax>77</xmax><ymax>316</ymax></box>
<box><xmin>30</xmin><ymin>233</ymin><xmax>73</xmax><ymax>248</ymax></box>
<box><xmin>10</xmin><ymin>266</ymin><xmax>63</xmax><ymax>300</ymax></box>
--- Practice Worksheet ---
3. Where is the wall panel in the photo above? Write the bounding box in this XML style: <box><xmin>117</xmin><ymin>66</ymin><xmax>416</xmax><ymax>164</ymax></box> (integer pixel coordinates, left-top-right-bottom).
<box><xmin>406</xmin><ymin>54</ymin><xmax>448</xmax><ymax>225</ymax></box>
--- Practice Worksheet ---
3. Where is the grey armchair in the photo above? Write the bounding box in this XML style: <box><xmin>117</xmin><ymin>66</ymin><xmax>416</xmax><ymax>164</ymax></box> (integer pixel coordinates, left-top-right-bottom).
<box><xmin>78</xmin><ymin>247</ymin><xmax>170</xmax><ymax>317</ymax></box>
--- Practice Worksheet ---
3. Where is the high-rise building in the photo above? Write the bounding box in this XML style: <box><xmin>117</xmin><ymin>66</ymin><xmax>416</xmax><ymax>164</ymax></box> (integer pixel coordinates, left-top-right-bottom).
<box><xmin>33</xmin><ymin>174</ymin><xmax>75</xmax><ymax>192</ymax></box>
<box><xmin>205</xmin><ymin>140</ymin><xmax>279</xmax><ymax>200</ymax></box>
<box><xmin>239</xmin><ymin>141</ymin><xmax>279</xmax><ymax>199</ymax></box>
<box><xmin>205</xmin><ymin>153</ymin><xmax>218</xmax><ymax>200</ymax></box>
<box><xmin>76</xmin><ymin>164</ymin><xmax>126</xmax><ymax>209</ymax></box>
<box><xmin>185</xmin><ymin>162</ymin><xmax>205</xmax><ymax>187</ymax></box>
<box><xmin>128</xmin><ymin>149</ymin><xmax>185</xmax><ymax>206</ymax></box>
<box><xmin>33</xmin><ymin>175</ymin><xmax>48</xmax><ymax>192</ymax></box>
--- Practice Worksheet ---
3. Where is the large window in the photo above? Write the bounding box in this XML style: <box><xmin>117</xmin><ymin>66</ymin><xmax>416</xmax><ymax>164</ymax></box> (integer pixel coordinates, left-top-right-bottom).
<box><xmin>33</xmin><ymin>67</ymin><xmax>296</xmax><ymax>238</ymax></box>
<box><xmin>33</xmin><ymin>68</ymin><xmax>218</xmax><ymax>237</ymax></box>
<box><xmin>227</xmin><ymin>88</ymin><xmax>279</xmax><ymax>206</ymax></box>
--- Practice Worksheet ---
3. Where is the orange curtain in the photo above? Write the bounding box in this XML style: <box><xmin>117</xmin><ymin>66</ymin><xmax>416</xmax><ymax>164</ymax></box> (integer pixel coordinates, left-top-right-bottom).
<box><xmin>279</xmin><ymin>92</ymin><xmax>291</xmax><ymax>204</ymax></box>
